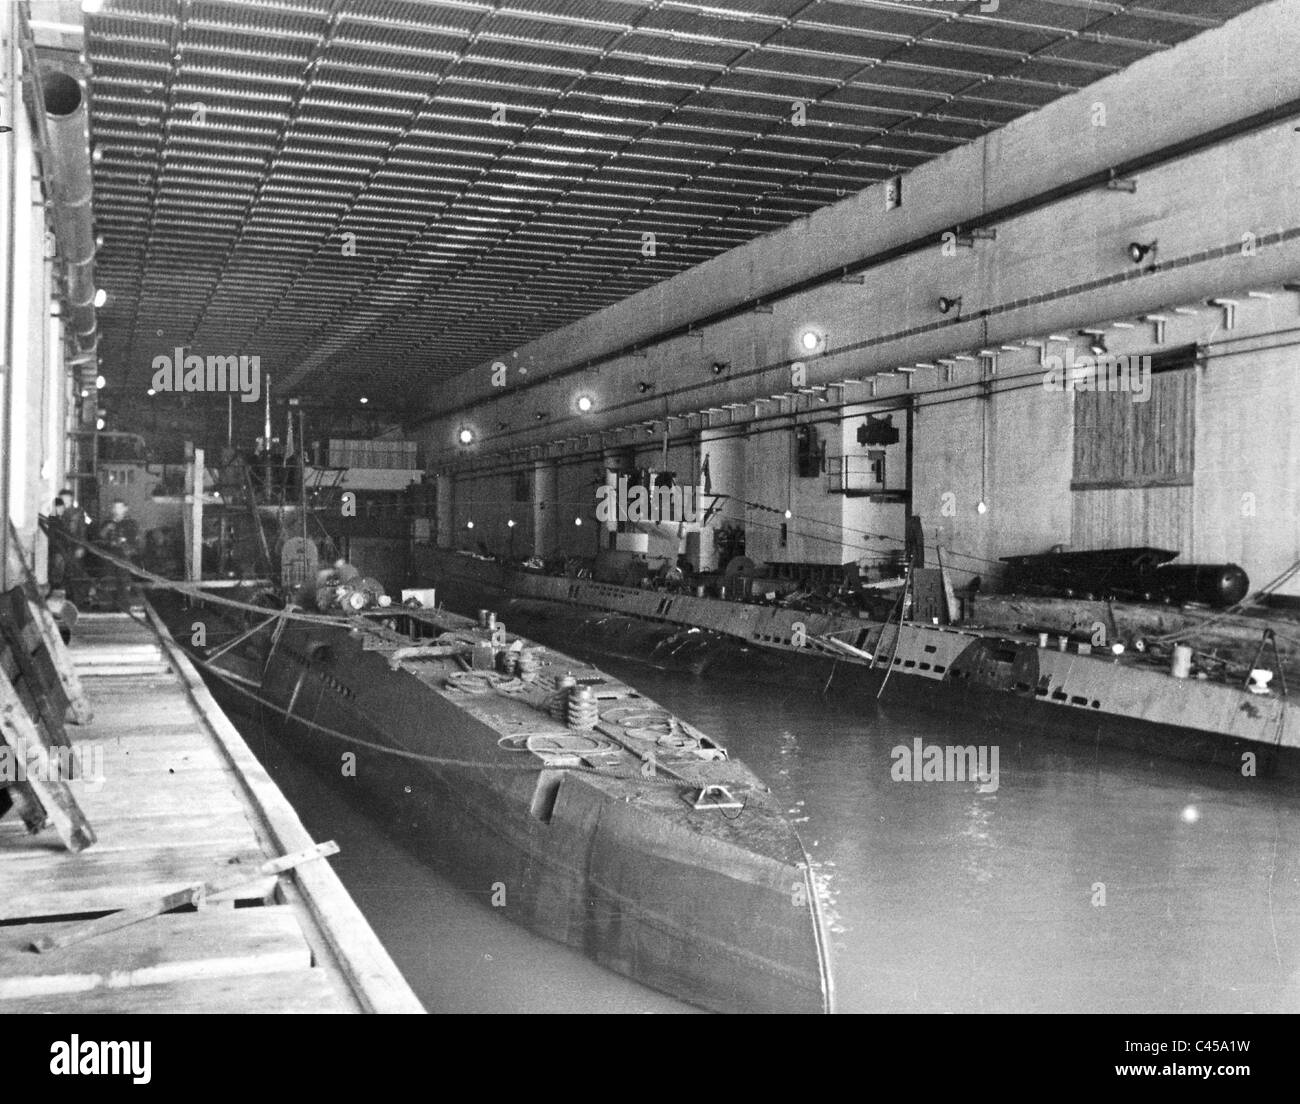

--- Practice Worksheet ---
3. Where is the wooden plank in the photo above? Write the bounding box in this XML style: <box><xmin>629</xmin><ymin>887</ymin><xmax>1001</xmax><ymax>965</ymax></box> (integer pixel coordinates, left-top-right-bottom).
<box><xmin>0</xmin><ymin>808</ymin><xmax>257</xmax><ymax>854</ymax></box>
<box><xmin>3</xmin><ymin>588</ymin><xmax>71</xmax><ymax>733</ymax></box>
<box><xmin>72</xmin><ymin>645</ymin><xmax>166</xmax><ymax>663</ymax></box>
<box><xmin>145</xmin><ymin>603</ymin><xmax>425</xmax><ymax>1014</ymax></box>
<box><xmin>77</xmin><ymin>665</ymin><xmax>174</xmax><ymax>678</ymax></box>
<box><xmin>67</xmin><ymin>750</ymin><xmax>228</xmax><ymax>779</ymax></box>
<box><xmin>0</xmin><ymin>845</ymin><xmax>272</xmax><ymax>920</ymax></box>
<box><xmin>27</xmin><ymin>597</ymin><xmax>93</xmax><ymax>724</ymax></box>
<box><xmin>0</xmin><ymin>877</ymin><xmax>278</xmax><ymax>923</ymax></box>
<box><xmin>5</xmin><ymin>520</ymin><xmax>93</xmax><ymax>724</ymax></box>
<box><xmin>0</xmin><ymin>906</ymin><xmax>311</xmax><ymax>1000</ymax></box>
<box><xmin>0</xmin><ymin>964</ymin><xmax>350</xmax><ymax>1014</ymax></box>
<box><xmin>29</xmin><ymin>841</ymin><xmax>340</xmax><ymax>953</ymax></box>
<box><xmin>0</xmin><ymin>675</ymin><xmax>95</xmax><ymax>852</ymax></box>
<box><xmin>0</xmin><ymin>597</ymin><xmax>71</xmax><ymax>757</ymax></box>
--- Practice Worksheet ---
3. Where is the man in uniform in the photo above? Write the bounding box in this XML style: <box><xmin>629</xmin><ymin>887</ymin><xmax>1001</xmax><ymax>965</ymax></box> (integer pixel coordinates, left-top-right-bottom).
<box><xmin>96</xmin><ymin>499</ymin><xmax>140</xmax><ymax>609</ymax></box>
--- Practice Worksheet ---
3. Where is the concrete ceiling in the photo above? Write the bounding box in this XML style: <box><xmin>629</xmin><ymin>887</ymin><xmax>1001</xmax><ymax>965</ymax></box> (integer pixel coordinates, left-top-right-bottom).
<box><xmin>77</xmin><ymin>0</ymin><xmax>1267</xmax><ymax>414</ymax></box>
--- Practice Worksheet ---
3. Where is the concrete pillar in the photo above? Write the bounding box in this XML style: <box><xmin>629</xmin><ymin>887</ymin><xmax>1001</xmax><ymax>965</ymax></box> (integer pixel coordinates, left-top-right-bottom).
<box><xmin>699</xmin><ymin>428</ymin><xmax>745</xmax><ymax>528</ymax></box>
<box><xmin>532</xmin><ymin>459</ymin><xmax>556</xmax><ymax>558</ymax></box>
<box><xmin>435</xmin><ymin>473</ymin><xmax>453</xmax><ymax>547</ymax></box>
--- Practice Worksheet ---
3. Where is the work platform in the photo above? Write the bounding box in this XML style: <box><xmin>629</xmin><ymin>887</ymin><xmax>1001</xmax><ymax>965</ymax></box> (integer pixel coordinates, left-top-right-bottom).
<box><xmin>0</xmin><ymin>610</ymin><xmax>424</xmax><ymax>1014</ymax></box>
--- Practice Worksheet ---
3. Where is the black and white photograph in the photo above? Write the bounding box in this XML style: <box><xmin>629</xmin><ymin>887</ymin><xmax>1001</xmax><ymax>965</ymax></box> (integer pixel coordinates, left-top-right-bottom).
<box><xmin>0</xmin><ymin>0</ymin><xmax>1297</xmax><ymax>1059</ymax></box>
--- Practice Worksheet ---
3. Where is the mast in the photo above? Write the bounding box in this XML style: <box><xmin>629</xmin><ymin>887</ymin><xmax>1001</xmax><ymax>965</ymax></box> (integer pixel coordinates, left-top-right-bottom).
<box><xmin>263</xmin><ymin>371</ymin><xmax>272</xmax><ymax>499</ymax></box>
<box><xmin>299</xmin><ymin>406</ymin><xmax>307</xmax><ymax>546</ymax></box>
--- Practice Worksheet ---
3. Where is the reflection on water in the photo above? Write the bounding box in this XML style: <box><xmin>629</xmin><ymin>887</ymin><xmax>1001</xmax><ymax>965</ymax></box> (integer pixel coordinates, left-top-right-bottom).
<box><xmin>247</xmin><ymin>634</ymin><xmax>1300</xmax><ymax>1014</ymax></box>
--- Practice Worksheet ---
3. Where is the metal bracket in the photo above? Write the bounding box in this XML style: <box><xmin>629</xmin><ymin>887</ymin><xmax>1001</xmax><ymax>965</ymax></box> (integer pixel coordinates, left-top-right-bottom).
<box><xmin>691</xmin><ymin>784</ymin><xmax>743</xmax><ymax>811</ymax></box>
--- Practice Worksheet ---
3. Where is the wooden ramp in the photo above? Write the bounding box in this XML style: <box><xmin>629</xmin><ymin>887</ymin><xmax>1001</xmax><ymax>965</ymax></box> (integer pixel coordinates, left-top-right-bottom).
<box><xmin>0</xmin><ymin>611</ymin><xmax>424</xmax><ymax>1014</ymax></box>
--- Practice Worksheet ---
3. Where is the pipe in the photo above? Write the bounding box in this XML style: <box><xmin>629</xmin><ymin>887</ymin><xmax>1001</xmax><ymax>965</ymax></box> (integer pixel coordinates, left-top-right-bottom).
<box><xmin>1</xmin><ymin>2</ymin><xmax>17</xmax><ymax>586</ymax></box>
<box><xmin>40</xmin><ymin>69</ymin><xmax>96</xmax><ymax>351</ymax></box>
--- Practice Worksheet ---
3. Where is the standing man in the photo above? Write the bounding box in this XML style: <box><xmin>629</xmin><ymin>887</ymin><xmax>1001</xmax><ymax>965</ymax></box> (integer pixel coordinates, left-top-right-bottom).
<box><xmin>97</xmin><ymin>499</ymin><xmax>140</xmax><ymax>610</ymax></box>
<box><xmin>48</xmin><ymin>489</ymin><xmax>90</xmax><ymax>602</ymax></box>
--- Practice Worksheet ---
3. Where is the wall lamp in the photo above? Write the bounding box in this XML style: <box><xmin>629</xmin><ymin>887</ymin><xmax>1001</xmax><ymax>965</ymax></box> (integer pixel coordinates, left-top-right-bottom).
<box><xmin>576</xmin><ymin>394</ymin><xmax>594</xmax><ymax>413</ymax></box>
<box><xmin>798</xmin><ymin>328</ymin><xmax>826</xmax><ymax>353</ymax></box>
<box><xmin>937</xmin><ymin>295</ymin><xmax>962</xmax><ymax>315</ymax></box>
<box><xmin>1078</xmin><ymin>330</ymin><xmax>1108</xmax><ymax>356</ymax></box>
<box><xmin>711</xmin><ymin>361</ymin><xmax>729</xmax><ymax>375</ymax></box>
<box><xmin>637</xmin><ymin>381</ymin><xmax>654</xmax><ymax>394</ymax></box>
<box><xmin>457</xmin><ymin>427</ymin><xmax>475</xmax><ymax>446</ymax></box>
<box><xmin>1127</xmin><ymin>240</ymin><xmax>1157</xmax><ymax>264</ymax></box>
<box><xmin>1207</xmin><ymin>298</ymin><xmax>1238</xmax><ymax>330</ymax></box>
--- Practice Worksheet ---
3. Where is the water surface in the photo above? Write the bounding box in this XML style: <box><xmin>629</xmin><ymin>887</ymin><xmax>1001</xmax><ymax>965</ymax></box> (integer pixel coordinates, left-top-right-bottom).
<box><xmin>250</xmin><ymin>638</ymin><xmax>1300</xmax><ymax>1013</ymax></box>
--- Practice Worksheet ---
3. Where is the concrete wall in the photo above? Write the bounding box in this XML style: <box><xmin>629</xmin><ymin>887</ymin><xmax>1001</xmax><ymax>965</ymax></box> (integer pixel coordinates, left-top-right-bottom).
<box><xmin>417</xmin><ymin>0</ymin><xmax>1300</xmax><ymax>457</ymax></box>
<box><xmin>424</xmin><ymin>0</ymin><xmax>1300</xmax><ymax>595</ymax></box>
<box><xmin>2</xmin><ymin>18</ymin><xmax>68</xmax><ymax>588</ymax></box>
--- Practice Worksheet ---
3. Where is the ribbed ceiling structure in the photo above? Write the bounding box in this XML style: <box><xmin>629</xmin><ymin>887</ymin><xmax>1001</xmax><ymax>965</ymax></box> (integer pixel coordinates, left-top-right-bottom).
<box><xmin>84</xmin><ymin>0</ymin><xmax>1264</xmax><ymax>414</ymax></box>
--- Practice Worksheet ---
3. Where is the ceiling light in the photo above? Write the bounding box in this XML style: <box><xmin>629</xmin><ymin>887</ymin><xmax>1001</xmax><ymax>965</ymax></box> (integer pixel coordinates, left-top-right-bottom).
<box><xmin>95</xmin><ymin>374</ymin><xmax>105</xmax><ymax>389</ymax></box>
<box><xmin>458</xmin><ymin>427</ymin><xmax>474</xmax><ymax>445</ymax></box>
<box><xmin>146</xmin><ymin>388</ymin><xmax>155</xmax><ymax>396</ymax></box>
<box><xmin>93</xmin><ymin>288</ymin><xmax>107</xmax><ymax>308</ymax></box>
<box><xmin>359</xmin><ymin>396</ymin><xmax>368</xmax><ymax>404</ymax></box>
<box><xmin>466</xmin><ymin>520</ymin><xmax>474</xmax><ymax>529</ymax></box>
<box><xmin>81</xmin><ymin>0</ymin><xmax>105</xmax><ymax>13</ymax></box>
<box><xmin>784</xmin><ymin>509</ymin><xmax>792</xmax><ymax>519</ymax></box>
<box><xmin>507</xmin><ymin>519</ymin><xmax>516</xmax><ymax>528</ymax></box>
<box><xmin>937</xmin><ymin>295</ymin><xmax>962</xmax><ymax>315</ymax></box>
<box><xmin>95</xmin><ymin>417</ymin><xmax>105</xmax><ymax>430</ymax></box>
<box><xmin>574</xmin><ymin>517</ymin><xmax>582</xmax><ymax>526</ymax></box>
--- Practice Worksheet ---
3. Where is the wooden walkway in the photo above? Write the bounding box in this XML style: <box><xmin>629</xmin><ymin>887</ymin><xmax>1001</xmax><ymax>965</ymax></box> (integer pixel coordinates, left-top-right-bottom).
<box><xmin>0</xmin><ymin>611</ymin><xmax>424</xmax><ymax>1014</ymax></box>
